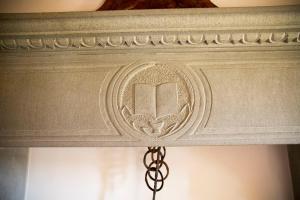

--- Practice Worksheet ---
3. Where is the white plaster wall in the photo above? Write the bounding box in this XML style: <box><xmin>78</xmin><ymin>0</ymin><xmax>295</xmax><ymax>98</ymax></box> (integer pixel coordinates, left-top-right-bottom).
<box><xmin>0</xmin><ymin>0</ymin><xmax>106</xmax><ymax>12</ymax></box>
<box><xmin>25</xmin><ymin>146</ymin><xmax>293</xmax><ymax>200</ymax></box>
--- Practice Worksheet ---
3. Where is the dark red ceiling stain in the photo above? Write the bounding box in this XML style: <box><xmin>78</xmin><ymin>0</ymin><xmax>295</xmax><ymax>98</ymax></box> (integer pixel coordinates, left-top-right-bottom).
<box><xmin>98</xmin><ymin>0</ymin><xmax>216</xmax><ymax>10</ymax></box>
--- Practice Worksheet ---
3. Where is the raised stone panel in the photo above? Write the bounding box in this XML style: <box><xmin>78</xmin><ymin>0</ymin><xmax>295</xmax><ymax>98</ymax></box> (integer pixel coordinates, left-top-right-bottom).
<box><xmin>0</xmin><ymin>6</ymin><xmax>299</xmax><ymax>146</ymax></box>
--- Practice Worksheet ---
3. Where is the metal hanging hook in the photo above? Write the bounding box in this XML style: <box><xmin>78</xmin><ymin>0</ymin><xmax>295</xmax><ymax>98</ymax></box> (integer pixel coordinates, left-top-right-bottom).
<box><xmin>143</xmin><ymin>147</ymin><xmax>169</xmax><ymax>200</ymax></box>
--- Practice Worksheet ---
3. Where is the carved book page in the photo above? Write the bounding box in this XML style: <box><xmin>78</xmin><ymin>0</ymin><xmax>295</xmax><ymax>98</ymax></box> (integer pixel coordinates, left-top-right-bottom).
<box><xmin>156</xmin><ymin>83</ymin><xmax>178</xmax><ymax>118</ymax></box>
<box><xmin>134</xmin><ymin>83</ymin><xmax>178</xmax><ymax>118</ymax></box>
<box><xmin>134</xmin><ymin>84</ymin><xmax>156</xmax><ymax>116</ymax></box>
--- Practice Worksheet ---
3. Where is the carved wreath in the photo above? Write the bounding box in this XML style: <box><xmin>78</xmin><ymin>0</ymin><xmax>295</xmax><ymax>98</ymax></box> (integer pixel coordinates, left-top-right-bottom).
<box><xmin>121</xmin><ymin>104</ymin><xmax>191</xmax><ymax>137</ymax></box>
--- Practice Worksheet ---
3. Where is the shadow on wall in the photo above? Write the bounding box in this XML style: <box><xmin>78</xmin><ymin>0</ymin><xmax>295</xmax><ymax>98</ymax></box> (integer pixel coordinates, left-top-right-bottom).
<box><xmin>0</xmin><ymin>148</ymin><xmax>29</xmax><ymax>200</ymax></box>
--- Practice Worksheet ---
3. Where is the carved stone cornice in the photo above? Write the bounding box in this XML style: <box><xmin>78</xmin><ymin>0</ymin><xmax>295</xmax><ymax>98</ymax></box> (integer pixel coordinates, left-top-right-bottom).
<box><xmin>0</xmin><ymin>32</ymin><xmax>299</xmax><ymax>51</ymax></box>
<box><xmin>0</xmin><ymin>6</ymin><xmax>299</xmax><ymax>52</ymax></box>
<box><xmin>0</xmin><ymin>6</ymin><xmax>300</xmax><ymax>147</ymax></box>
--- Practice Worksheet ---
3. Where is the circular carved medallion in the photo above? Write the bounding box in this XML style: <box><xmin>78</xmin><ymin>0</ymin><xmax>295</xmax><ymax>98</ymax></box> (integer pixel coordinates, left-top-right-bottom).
<box><xmin>101</xmin><ymin>62</ymin><xmax>211</xmax><ymax>141</ymax></box>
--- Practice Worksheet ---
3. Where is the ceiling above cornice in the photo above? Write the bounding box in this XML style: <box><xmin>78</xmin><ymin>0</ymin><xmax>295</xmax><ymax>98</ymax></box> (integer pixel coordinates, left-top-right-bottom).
<box><xmin>0</xmin><ymin>0</ymin><xmax>299</xmax><ymax>13</ymax></box>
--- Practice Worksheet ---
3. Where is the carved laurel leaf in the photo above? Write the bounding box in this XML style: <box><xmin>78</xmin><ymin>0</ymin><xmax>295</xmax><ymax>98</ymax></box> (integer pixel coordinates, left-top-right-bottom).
<box><xmin>142</xmin><ymin>127</ymin><xmax>153</xmax><ymax>135</ymax></box>
<box><xmin>215</xmin><ymin>34</ymin><xmax>231</xmax><ymax>44</ymax></box>
<box><xmin>70</xmin><ymin>37</ymin><xmax>82</xmax><ymax>48</ymax></box>
<box><xmin>82</xmin><ymin>37</ymin><xmax>96</xmax><ymax>48</ymax></box>
<box><xmin>161</xmin><ymin>35</ymin><xmax>176</xmax><ymax>45</ymax></box>
<box><xmin>133</xmin><ymin>121</ymin><xmax>142</xmax><ymax>132</ymax></box>
<box><xmin>2</xmin><ymin>39</ymin><xmax>17</xmax><ymax>49</ymax></box>
<box><xmin>231</xmin><ymin>33</ymin><xmax>243</xmax><ymax>44</ymax></box>
<box><xmin>260</xmin><ymin>33</ymin><xmax>270</xmax><ymax>43</ymax></box>
<box><xmin>133</xmin><ymin>35</ymin><xmax>149</xmax><ymax>46</ymax></box>
<box><xmin>54</xmin><ymin>38</ymin><xmax>70</xmax><ymax>48</ymax></box>
<box><xmin>108</xmin><ymin>36</ymin><xmax>123</xmax><ymax>47</ymax></box>
<box><xmin>121</xmin><ymin>106</ymin><xmax>133</xmax><ymax>122</ymax></box>
<box><xmin>29</xmin><ymin>39</ymin><xmax>44</xmax><ymax>49</ymax></box>
<box><xmin>177</xmin><ymin>34</ymin><xmax>189</xmax><ymax>44</ymax></box>
<box><xmin>204</xmin><ymin>34</ymin><xmax>215</xmax><ymax>44</ymax></box>
<box><xmin>188</xmin><ymin>34</ymin><xmax>204</xmax><ymax>44</ymax></box>
<box><xmin>165</xmin><ymin>122</ymin><xmax>177</xmax><ymax>134</ymax></box>
<box><xmin>123</xmin><ymin>36</ymin><xmax>134</xmax><ymax>46</ymax></box>
<box><xmin>155</xmin><ymin>115</ymin><xmax>170</xmax><ymax>122</ymax></box>
<box><xmin>172</xmin><ymin>103</ymin><xmax>190</xmax><ymax>131</ymax></box>
<box><xmin>268</xmin><ymin>32</ymin><xmax>287</xmax><ymax>43</ymax></box>
<box><xmin>96</xmin><ymin>36</ymin><xmax>108</xmax><ymax>47</ymax></box>
<box><xmin>242</xmin><ymin>33</ymin><xmax>259</xmax><ymax>44</ymax></box>
<box><xmin>15</xmin><ymin>39</ymin><xmax>29</xmax><ymax>49</ymax></box>
<box><xmin>43</xmin><ymin>38</ymin><xmax>55</xmax><ymax>49</ymax></box>
<box><xmin>288</xmin><ymin>32</ymin><xmax>299</xmax><ymax>42</ymax></box>
<box><xmin>150</xmin><ymin>35</ymin><xmax>162</xmax><ymax>45</ymax></box>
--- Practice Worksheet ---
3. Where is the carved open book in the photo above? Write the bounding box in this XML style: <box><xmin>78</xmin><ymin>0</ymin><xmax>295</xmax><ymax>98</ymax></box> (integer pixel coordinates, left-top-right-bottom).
<box><xmin>134</xmin><ymin>83</ymin><xmax>178</xmax><ymax>118</ymax></box>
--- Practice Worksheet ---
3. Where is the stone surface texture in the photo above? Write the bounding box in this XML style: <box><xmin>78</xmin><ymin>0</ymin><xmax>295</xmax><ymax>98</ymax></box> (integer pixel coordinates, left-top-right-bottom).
<box><xmin>0</xmin><ymin>6</ymin><xmax>299</xmax><ymax>146</ymax></box>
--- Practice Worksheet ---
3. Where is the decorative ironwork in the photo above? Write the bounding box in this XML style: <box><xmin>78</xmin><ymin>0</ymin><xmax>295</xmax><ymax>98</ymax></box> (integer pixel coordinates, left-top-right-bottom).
<box><xmin>143</xmin><ymin>147</ymin><xmax>169</xmax><ymax>200</ymax></box>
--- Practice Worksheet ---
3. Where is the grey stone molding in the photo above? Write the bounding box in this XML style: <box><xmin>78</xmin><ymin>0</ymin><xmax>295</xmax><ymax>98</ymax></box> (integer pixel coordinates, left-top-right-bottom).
<box><xmin>0</xmin><ymin>31</ymin><xmax>299</xmax><ymax>51</ymax></box>
<box><xmin>0</xmin><ymin>6</ymin><xmax>299</xmax><ymax>51</ymax></box>
<box><xmin>0</xmin><ymin>6</ymin><xmax>299</xmax><ymax>146</ymax></box>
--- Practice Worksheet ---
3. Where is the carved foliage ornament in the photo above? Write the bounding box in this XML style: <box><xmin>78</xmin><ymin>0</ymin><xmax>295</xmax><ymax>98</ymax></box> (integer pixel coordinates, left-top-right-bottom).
<box><xmin>101</xmin><ymin>62</ymin><xmax>211</xmax><ymax>141</ymax></box>
<box><xmin>0</xmin><ymin>32</ymin><xmax>299</xmax><ymax>51</ymax></box>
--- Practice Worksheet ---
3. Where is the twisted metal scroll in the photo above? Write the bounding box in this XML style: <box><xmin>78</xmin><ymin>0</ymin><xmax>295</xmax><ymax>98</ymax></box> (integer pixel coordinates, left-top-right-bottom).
<box><xmin>143</xmin><ymin>147</ymin><xmax>169</xmax><ymax>200</ymax></box>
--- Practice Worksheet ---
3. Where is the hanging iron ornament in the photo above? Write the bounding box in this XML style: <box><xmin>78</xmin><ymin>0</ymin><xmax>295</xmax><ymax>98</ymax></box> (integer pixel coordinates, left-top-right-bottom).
<box><xmin>143</xmin><ymin>147</ymin><xmax>169</xmax><ymax>200</ymax></box>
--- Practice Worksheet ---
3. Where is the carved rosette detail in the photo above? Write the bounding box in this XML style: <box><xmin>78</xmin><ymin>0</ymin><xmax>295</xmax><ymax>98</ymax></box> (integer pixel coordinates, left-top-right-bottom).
<box><xmin>0</xmin><ymin>32</ymin><xmax>299</xmax><ymax>51</ymax></box>
<box><xmin>101</xmin><ymin>62</ymin><xmax>212</xmax><ymax>141</ymax></box>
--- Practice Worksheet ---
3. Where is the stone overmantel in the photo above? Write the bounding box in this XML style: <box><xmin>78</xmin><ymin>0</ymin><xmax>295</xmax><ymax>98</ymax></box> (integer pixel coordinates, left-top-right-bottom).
<box><xmin>0</xmin><ymin>6</ymin><xmax>299</xmax><ymax>146</ymax></box>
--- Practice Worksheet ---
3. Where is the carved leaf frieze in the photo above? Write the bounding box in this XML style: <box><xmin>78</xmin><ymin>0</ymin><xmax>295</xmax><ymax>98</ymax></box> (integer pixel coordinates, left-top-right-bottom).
<box><xmin>0</xmin><ymin>32</ymin><xmax>299</xmax><ymax>51</ymax></box>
